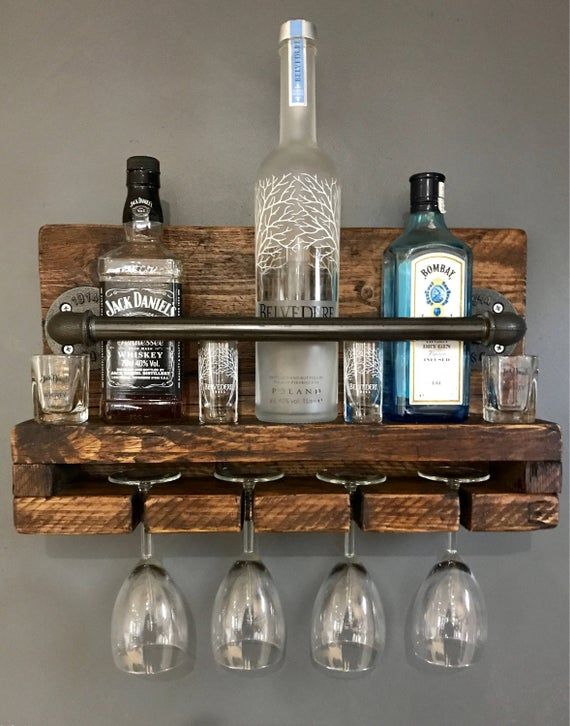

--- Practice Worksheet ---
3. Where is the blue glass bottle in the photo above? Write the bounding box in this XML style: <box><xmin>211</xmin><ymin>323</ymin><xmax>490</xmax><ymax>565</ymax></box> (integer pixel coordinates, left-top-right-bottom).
<box><xmin>383</xmin><ymin>173</ymin><xmax>472</xmax><ymax>422</ymax></box>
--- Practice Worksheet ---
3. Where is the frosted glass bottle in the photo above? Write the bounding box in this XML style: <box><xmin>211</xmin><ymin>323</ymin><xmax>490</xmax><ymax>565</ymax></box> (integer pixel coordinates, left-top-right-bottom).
<box><xmin>255</xmin><ymin>19</ymin><xmax>341</xmax><ymax>423</ymax></box>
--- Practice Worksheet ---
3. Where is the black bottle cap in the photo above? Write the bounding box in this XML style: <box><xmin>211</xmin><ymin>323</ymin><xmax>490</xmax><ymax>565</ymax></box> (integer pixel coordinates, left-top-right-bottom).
<box><xmin>126</xmin><ymin>156</ymin><xmax>161</xmax><ymax>188</ymax></box>
<box><xmin>127</xmin><ymin>156</ymin><xmax>160</xmax><ymax>173</ymax></box>
<box><xmin>410</xmin><ymin>171</ymin><xmax>445</xmax><ymax>212</ymax></box>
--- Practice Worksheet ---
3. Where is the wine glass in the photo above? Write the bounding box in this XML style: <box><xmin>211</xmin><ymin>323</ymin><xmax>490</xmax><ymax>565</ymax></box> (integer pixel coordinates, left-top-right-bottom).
<box><xmin>409</xmin><ymin>465</ymin><xmax>490</xmax><ymax>669</ymax></box>
<box><xmin>110</xmin><ymin>470</ymin><xmax>190</xmax><ymax>675</ymax></box>
<box><xmin>211</xmin><ymin>463</ymin><xmax>286</xmax><ymax>671</ymax></box>
<box><xmin>310</xmin><ymin>469</ymin><xmax>387</xmax><ymax>675</ymax></box>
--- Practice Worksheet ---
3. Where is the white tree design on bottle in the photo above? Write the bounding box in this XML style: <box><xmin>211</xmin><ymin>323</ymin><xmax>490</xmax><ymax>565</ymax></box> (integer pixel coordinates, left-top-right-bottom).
<box><xmin>198</xmin><ymin>344</ymin><xmax>238</xmax><ymax>385</ymax></box>
<box><xmin>255</xmin><ymin>173</ymin><xmax>340</xmax><ymax>276</ymax></box>
<box><xmin>344</xmin><ymin>344</ymin><xmax>383</xmax><ymax>383</ymax></box>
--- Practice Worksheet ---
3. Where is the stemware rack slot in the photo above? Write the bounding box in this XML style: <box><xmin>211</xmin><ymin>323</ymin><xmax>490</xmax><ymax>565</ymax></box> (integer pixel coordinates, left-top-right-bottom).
<box><xmin>10</xmin><ymin>225</ymin><xmax>562</xmax><ymax>536</ymax></box>
<box><xmin>11</xmin><ymin>419</ymin><xmax>561</xmax><ymax>535</ymax></box>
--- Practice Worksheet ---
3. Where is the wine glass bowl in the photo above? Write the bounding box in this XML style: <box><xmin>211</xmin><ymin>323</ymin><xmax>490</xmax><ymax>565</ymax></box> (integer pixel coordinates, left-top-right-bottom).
<box><xmin>211</xmin><ymin>464</ymin><xmax>286</xmax><ymax>672</ymax></box>
<box><xmin>111</xmin><ymin>558</ymin><xmax>189</xmax><ymax>675</ymax></box>
<box><xmin>409</xmin><ymin>465</ymin><xmax>490</xmax><ymax>669</ymax></box>
<box><xmin>109</xmin><ymin>470</ymin><xmax>190</xmax><ymax>676</ymax></box>
<box><xmin>310</xmin><ymin>469</ymin><xmax>387</xmax><ymax>675</ymax></box>
<box><xmin>410</xmin><ymin>551</ymin><xmax>486</xmax><ymax>669</ymax></box>
<box><xmin>311</xmin><ymin>560</ymin><xmax>385</xmax><ymax>674</ymax></box>
<box><xmin>211</xmin><ymin>559</ymin><xmax>285</xmax><ymax>671</ymax></box>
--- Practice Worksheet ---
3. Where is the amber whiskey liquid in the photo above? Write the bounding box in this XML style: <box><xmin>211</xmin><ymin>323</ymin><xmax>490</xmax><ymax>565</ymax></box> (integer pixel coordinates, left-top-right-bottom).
<box><xmin>98</xmin><ymin>214</ymin><xmax>182</xmax><ymax>423</ymax></box>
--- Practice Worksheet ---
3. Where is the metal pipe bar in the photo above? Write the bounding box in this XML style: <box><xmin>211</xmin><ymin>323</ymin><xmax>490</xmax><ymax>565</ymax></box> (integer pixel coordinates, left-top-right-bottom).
<box><xmin>47</xmin><ymin>311</ymin><xmax>526</xmax><ymax>347</ymax></box>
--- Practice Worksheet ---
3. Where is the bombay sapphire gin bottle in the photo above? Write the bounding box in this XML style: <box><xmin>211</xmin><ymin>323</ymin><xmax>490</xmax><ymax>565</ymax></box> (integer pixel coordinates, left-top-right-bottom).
<box><xmin>255</xmin><ymin>19</ymin><xmax>340</xmax><ymax>423</ymax></box>
<box><xmin>383</xmin><ymin>173</ymin><xmax>472</xmax><ymax>422</ymax></box>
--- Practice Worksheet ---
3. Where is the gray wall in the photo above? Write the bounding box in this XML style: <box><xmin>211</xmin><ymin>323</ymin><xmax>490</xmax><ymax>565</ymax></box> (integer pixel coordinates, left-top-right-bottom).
<box><xmin>1</xmin><ymin>1</ymin><xmax>568</xmax><ymax>724</ymax></box>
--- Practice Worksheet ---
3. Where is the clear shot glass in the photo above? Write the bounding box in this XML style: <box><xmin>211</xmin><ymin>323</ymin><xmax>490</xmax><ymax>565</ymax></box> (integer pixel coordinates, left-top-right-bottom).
<box><xmin>343</xmin><ymin>341</ymin><xmax>383</xmax><ymax>423</ymax></box>
<box><xmin>198</xmin><ymin>341</ymin><xmax>238</xmax><ymax>424</ymax></box>
<box><xmin>482</xmin><ymin>354</ymin><xmax>538</xmax><ymax>423</ymax></box>
<box><xmin>31</xmin><ymin>354</ymin><xmax>89</xmax><ymax>424</ymax></box>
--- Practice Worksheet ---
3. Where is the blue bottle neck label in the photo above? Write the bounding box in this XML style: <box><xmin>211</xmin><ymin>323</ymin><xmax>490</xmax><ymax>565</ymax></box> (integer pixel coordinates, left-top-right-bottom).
<box><xmin>288</xmin><ymin>36</ymin><xmax>307</xmax><ymax>106</ymax></box>
<box><xmin>409</xmin><ymin>252</ymin><xmax>465</xmax><ymax>406</ymax></box>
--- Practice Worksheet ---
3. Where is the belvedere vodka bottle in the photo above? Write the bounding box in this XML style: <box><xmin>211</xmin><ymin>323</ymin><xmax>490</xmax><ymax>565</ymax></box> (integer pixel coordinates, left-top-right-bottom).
<box><xmin>383</xmin><ymin>173</ymin><xmax>472</xmax><ymax>422</ymax></box>
<box><xmin>255</xmin><ymin>19</ymin><xmax>341</xmax><ymax>423</ymax></box>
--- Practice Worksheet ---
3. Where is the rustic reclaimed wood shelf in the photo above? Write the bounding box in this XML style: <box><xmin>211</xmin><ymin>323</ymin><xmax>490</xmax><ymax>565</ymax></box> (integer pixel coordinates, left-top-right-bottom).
<box><xmin>10</xmin><ymin>225</ymin><xmax>563</xmax><ymax>536</ymax></box>
<box><xmin>11</xmin><ymin>418</ymin><xmax>561</xmax><ymax>535</ymax></box>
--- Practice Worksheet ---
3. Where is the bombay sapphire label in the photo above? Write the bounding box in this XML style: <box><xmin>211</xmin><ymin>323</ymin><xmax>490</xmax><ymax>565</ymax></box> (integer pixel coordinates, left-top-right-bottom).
<box><xmin>409</xmin><ymin>252</ymin><xmax>465</xmax><ymax>405</ymax></box>
<box><xmin>288</xmin><ymin>34</ymin><xmax>307</xmax><ymax>106</ymax></box>
<box><xmin>102</xmin><ymin>283</ymin><xmax>181</xmax><ymax>393</ymax></box>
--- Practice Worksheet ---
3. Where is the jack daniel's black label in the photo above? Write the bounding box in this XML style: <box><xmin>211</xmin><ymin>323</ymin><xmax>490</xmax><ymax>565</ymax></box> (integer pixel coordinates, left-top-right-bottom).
<box><xmin>101</xmin><ymin>283</ymin><xmax>181</xmax><ymax>395</ymax></box>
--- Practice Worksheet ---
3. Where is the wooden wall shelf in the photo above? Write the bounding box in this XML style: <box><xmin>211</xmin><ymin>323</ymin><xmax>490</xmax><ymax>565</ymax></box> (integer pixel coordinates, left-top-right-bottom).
<box><xmin>11</xmin><ymin>418</ymin><xmax>561</xmax><ymax>535</ymax></box>
<box><xmin>9</xmin><ymin>225</ymin><xmax>562</xmax><ymax>537</ymax></box>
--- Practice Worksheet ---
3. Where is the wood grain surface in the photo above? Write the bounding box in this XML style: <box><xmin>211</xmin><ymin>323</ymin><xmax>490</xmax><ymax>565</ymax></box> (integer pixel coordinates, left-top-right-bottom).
<box><xmin>12</xmin><ymin>418</ymin><xmax>561</xmax><ymax>465</ymax></box>
<box><xmin>361</xmin><ymin>480</ymin><xmax>459</xmax><ymax>532</ymax></box>
<box><xmin>11</xmin><ymin>225</ymin><xmax>561</xmax><ymax>536</ymax></box>
<box><xmin>13</xmin><ymin>482</ymin><xmax>137</xmax><ymax>534</ymax></box>
<box><xmin>38</xmin><ymin>225</ymin><xmax>527</xmax><ymax>416</ymax></box>
<box><xmin>460</xmin><ymin>484</ymin><xmax>559</xmax><ymax>531</ymax></box>
<box><xmin>145</xmin><ymin>479</ymin><xmax>241</xmax><ymax>533</ymax></box>
<box><xmin>254</xmin><ymin>480</ymin><xmax>350</xmax><ymax>532</ymax></box>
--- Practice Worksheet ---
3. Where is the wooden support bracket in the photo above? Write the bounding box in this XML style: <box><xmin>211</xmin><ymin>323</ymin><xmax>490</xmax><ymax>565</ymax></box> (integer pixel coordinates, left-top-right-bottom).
<box><xmin>13</xmin><ymin>482</ymin><xmax>138</xmax><ymax>535</ymax></box>
<box><xmin>145</xmin><ymin>480</ymin><xmax>241</xmax><ymax>533</ymax></box>
<box><xmin>460</xmin><ymin>484</ymin><xmax>559</xmax><ymax>531</ymax></box>
<box><xmin>360</xmin><ymin>480</ymin><xmax>459</xmax><ymax>532</ymax></box>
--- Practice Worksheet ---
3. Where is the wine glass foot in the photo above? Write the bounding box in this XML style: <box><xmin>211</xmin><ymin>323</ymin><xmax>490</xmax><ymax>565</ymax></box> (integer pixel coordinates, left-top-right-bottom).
<box><xmin>107</xmin><ymin>469</ymin><xmax>181</xmax><ymax>487</ymax></box>
<box><xmin>316</xmin><ymin>469</ymin><xmax>387</xmax><ymax>487</ymax></box>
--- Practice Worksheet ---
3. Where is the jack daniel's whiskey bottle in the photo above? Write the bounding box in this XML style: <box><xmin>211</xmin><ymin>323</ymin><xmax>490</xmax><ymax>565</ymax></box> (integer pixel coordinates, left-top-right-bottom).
<box><xmin>383</xmin><ymin>173</ymin><xmax>472</xmax><ymax>422</ymax></box>
<box><xmin>254</xmin><ymin>20</ymin><xmax>340</xmax><ymax>423</ymax></box>
<box><xmin>99</xmin><ymin>195</ymin><xmax>182</xmax><ymax>422</ymax></box>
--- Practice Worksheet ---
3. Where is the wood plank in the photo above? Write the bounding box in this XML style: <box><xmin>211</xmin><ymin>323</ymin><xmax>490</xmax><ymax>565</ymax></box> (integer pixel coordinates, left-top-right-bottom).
<box><xmin>12</xmin><ymin>463</ymin><xmax>80</xmax><ymax>497</ymax></box>
<box><xmin>12</xmin><ymin>418</ymin><xmax>561</xmax><ymax>465</ymax></box>
<box><xmin>13</xmin><ymin>483</ymin><xmax>137</xmax><ymax>534</ymax></box>
<box><xmin>145</xmin><ymin>479</ymin><xmax>240</xmax><ymax>533</ymax></box>
<box><xmin>254</xmin><ymin>480</ymin><xmax>349</xmax><ymax>532</ymax></box>
<box><xmin>38</xmin><ymin>225</ymin><xmax>527</xmax><ymax>415</ymax></box>
<box><xmin>361</xmin><ymin>479</ymin><xmax>459</xmax><ymax>532</ymax></box>
<box><xmin>460</xmin><ymin>484</ymin><xmax>559</xmax><ymax>531</ymax></box>
<box><xmin>491</xmin><ymin>461</ymin><xmax>562</xmax><ymax>493</ymax></box>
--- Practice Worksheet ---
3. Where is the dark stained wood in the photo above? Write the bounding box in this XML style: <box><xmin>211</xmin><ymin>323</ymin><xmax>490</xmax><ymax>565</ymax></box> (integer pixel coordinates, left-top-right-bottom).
<box><xmin>491</xmin><ymin>461</ymin><xmax>562</xmax><ymax>493</ymax></box>
<box><xmin>38</xmin><ymin>225</ymin><xmax>527</xmax><ymax>416</ymax></box>
<box><xmin>10</xmin><ymin>225</ymin><xmax>563</xmax><ymax>536</ymax></box>
<box><xmin>460</xmin><ymin>484</ymin><xmax>559</xmax><ymax>531</ymax></box>
<box><xmin>254</xmin><ymin>480</ymin><xmax>350</xmax><ymax>532</ymax></box>
<box><xmin>12</xmin><ymin>464</ymin><xmax>80</xmax><ymax>497</ymax></box>
<box><xmin>361</xmin><ymin>479</ymin><xmax>459</xmax><ymax>532</ymax></box>
<box><xmin>12</xmin><ymin>418</ymin><xmax>561</xmax><ymax>465</ymax></box>
<box><xmin>145</xmin><ymin>479</ymin><xmax>240</xmax><ymax>533</ymax></box>
<box><xmin>13</xmin><ymin>482</ymin><xmax>137</xmax><ymax>535</ymax></box>
<box><xmin>9</xmin><ymin>472</ymin><xmax>561</xmax><ymax>534</ymax></box>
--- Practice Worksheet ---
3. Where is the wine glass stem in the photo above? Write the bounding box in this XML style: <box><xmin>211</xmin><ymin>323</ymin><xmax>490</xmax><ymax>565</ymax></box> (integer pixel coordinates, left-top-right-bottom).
<box><xmin>447</xmin><ymin>478</ymin><xmax>459</xmax><ymax>553</ymax></box>
<box><xmin>242</xmin><ymin>482</ymin><xmax>255</xmax><ymax>555</ymax></box>
<box><xmin>141</xmin><ymin>523</ymin><xmax>153</xmax><ymax>560</ymax></box>
<box><xmin>344</xmin><ymin>517</ymin><xmax>356</xmax><ymax>559</ymax></box>
<box><xmin>344</xmin><ymin>487</ymin><xmax>358</xmax><ymax>559</ymax></box>
<box><xmin>138</xmin><ymin>482</ymin><xmax>153</xmax><ymax>560</ymax></box>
